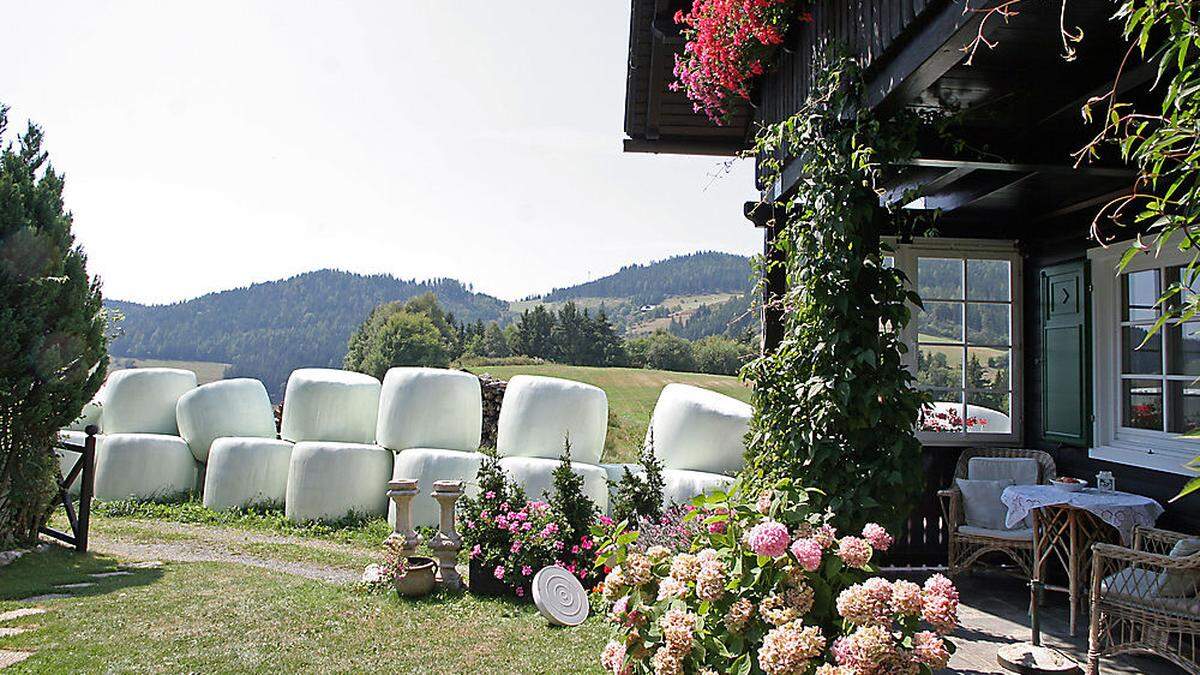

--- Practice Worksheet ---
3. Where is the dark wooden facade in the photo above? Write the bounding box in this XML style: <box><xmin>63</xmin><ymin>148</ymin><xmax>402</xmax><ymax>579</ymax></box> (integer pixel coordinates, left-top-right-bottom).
<box><xmin>624</xmin><ymin>0</ymin><xmax>1198</xmax><ymax>565</ymax></box>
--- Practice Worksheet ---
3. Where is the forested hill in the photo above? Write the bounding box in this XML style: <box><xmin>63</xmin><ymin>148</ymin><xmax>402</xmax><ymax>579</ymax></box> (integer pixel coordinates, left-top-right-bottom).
<box><xmin>540</xmin><ymin>251</ymin><xmax>752</xmax><ymax>305</ymax></box>
<box><xmin>107</xmin><ymin>270</ymin><xmax>507</xmax><ymax>399</ymax></box>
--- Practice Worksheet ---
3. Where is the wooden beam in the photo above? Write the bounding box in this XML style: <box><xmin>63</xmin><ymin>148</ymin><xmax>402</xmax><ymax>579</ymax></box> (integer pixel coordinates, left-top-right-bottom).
<box><xmin>622</xmin><ymin>137</ymin><xmax>744</xmax><ymax>156</ymax></box>
<box><xmin>915</xmin><ymin>170</ymin><xmax>1037</xmax><ymax>211</ymax></box>
<box><xmin>1032</xmin><ymin>186</ymin><xmax>1133</xmax><ymax>223</ymax></box>
<box><xmin>881</xmin><ymin>165</ymin><xmax>975</xmax><ymax>205</ymax></box>
<box><xmin>866</xmin><ymin>0</ymin><xmax>1006</xmax><ymax>112</ymax></box>
<box><xmin>1038</xmin><ymin>60</ymin><xmax>1157</xmax><ymax>127</ymax></box>
<box><xmin>904</xmin><ymin>157</ymin><xmax>1134</xmax><ymax>178</ymax></box>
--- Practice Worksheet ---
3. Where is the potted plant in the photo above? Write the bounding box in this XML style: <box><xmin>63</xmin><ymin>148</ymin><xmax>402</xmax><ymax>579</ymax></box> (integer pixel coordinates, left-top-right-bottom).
<box><xmin>380</xmin><ymin>539</ymin><xmax>437</xmax><ymax>598</ymax></box>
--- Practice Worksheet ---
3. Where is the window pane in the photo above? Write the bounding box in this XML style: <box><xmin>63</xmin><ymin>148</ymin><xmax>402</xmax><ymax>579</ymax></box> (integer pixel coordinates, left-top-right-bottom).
<box><xmin>918</xmin><ymin>345</ymin><xmax>962</xmax><ymax>389</ymax></box>
<box><xmin>918</xmin><ymin>302</ymin><xmax>963</xmax><ymax>343</ymax></box>
<box><xmin>920</xmin><ymin>390</ymin><xmax>963</xmax><ymax>433</ymax></box>
<box><xmin>1123</xmin><ymin>269</ymin><xmax>1159</xmax><ymax>322</ymax></box>
<box><xmin>967</xmin><ymin>259</ymin><xmax>1010</xmax><ymax>301</ymax></box>
<box><xmin>1167</xmin><ymin>322</ymin><xmax>1200</xmax><ymax>377</ymax></box>
<box><xmin>1170</xmin><ymin>265</ymin><xmax>1200</xmax><ymax>309</ymax></box>
<box><xmin>967</xmin><ymin>348</ymin><xmax>1009</xmax><ymax>391</ymax></box>
<box><xmin>1122</xmin><ymin>326</ymin><xmax>1162</xmax><ymax>374</ymax></box>
<box><xmin>918</xmin><ymin>258</ymin><xmax>963</xmax><ymax>300</ymax></box>
<box><xmin>967</xmin><ymin>303</ymin><xmax>1011</xmax><ymax>346</ymax></box>
<box><xmin>1168</xmin><ymin>381</ymin><xmax>1200</xmax><ymax>434</ymax></box>
<box><xmin>883</xmin><ymin>256</ymin><xmax>895</xmax><ymax>269</ymax></box>
<box><xmin>1123</xmin><ymin>379</ymin><xmax>1163</xmax><ymax>430</ymax></box>
<box><xmin>967</xmin><ymin>390</ymin><xmax>1011</xmax><ymax>434</ymax></box>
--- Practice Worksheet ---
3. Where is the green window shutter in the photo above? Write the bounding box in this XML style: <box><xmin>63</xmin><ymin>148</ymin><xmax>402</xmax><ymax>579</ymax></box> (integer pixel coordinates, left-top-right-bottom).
<box><xmin>1040</xmin><ymin>260</ymin><xmax>1091</xmax><ymax>446</ymax></box>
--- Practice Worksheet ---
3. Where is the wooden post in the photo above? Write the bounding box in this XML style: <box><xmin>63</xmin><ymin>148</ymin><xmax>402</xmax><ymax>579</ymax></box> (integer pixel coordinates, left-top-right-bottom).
<box><xmin>77</xmin><ymin>425</ymin><xmax>97</xmax><ymax>552</ymax></box>
<box><xmin>744</xmin><ymin>201</ymin><xmax>787</xmax><ymax>353</ymax></box>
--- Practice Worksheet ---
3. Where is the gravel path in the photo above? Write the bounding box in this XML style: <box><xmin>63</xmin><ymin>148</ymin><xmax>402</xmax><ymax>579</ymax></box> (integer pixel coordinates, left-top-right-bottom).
<box><xmin>86</xmin><ymin>522</ymin><xmax>371</xmax><ymax>585</ymax></box>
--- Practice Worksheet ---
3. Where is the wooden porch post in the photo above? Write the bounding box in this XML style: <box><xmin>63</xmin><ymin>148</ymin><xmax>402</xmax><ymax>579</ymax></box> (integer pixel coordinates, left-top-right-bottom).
<box><xmin>745</xmin><ymin>201</ymin><xmax>787</xmax><ymax>354</ymax></box>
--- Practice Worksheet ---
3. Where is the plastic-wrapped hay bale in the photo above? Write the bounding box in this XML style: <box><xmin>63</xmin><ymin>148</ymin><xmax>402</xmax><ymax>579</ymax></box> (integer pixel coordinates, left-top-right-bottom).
<box><xmin>102</xmin><ymin>368</ymin><xmax>198</xmax><ymax>435</ymax></box>
<box><xmin>390</xmin><ymin>447</ymin><xmax>486</xmax><ymax>528</ymax></box>
<box><xmin>285</xmin><ymin>441</ymin><xmax>393</xmax><ymax>522</ymax></box>
<box><xmin>647</xmin><ymin>383</ymin><xmax>752</xmax><ymax>476</ymax></box>
<box><xmin>280</xmin><ymin>368</ymin><xmax>381</xmax><ymax>444</ymax></box>
<box><xmin>176</xmin><ymin>378</ymin><xmax>277</xmax><ymax>462</ymax></box>
<box><xmin>376</xmin><ymin>367</ymin><xmax>482</xmax><ymax>452</ymax></box>
<box><xmin>498</xmin><ymin>456</ymin><xmax>610</xmax><ymax>514</ymax></box>
<box><xmin>662</xmin><ymin>468</ymin><xmax>735</xmax><ymax>507</ymax></box>
<box><xmin>64</xmin><ymin>398</ymin><xmax>104</xmax><ymax>433</ymax></box>
<box><xmin>94</xmin><ymin>433</ymin><xmax>197</xmax><ymax>501</ymax></box>
<box><xmin>496</xmin><ymin>375</ymin><xmax>608</xmax><ymax>464</ymax></box>
<box><xmin>55</xmin><ymin>430</ymin><xmax>104</xmax><ymax>497</ymax></box>
<box><xmin>203</xmin><ymin>437</ymin><xmax>293</xmax><ymax>511</ymax></box>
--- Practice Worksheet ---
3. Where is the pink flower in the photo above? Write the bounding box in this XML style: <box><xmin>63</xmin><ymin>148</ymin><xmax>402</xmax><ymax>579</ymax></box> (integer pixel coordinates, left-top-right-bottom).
<box><xmin>836</xmin><ymin>537</ymin><xmax>873</xmax><ymax>569</ymax></box>
<box><xmin>912</xmin><ymin>631</ymin><xmax>951</xmax><ymax>669</ymax></box>
<box><xmin>833</xmin><ymin>625</ymin><xmax>906</xmax><ymax>672</ymax></box>
<box><xmin>515</xmin><ymin>586</ymin><xmax>525</xmax><ymax>597</ymax></box>
<box><xmin>599</xmin><ymin>515</ymin><xmax>614</xmax><ymax>527</ymax></box>
<box><xmin>493</xmin><ymin>565</ymin><xmax>505</xmax><ymax>580</ymax></box>
<box><xmin>554</xmin><ymin>541</ymin><xmax>564</xmax><ymax>551</ymax></box>
<box><xmin>470</xmin><ymin>544</ymin><xmax>481</xmax><ymax>558</ymax></box>
<box><xmin>522</xmin><ymin>565</ymin><xmax>533</xmax><ymax>576</ymax></box>
<box><xmin>581</xmin><ymin>536</ymin><xmax>593</xmax><ymax>550</ymax></box>
<box><xmin>485</xmin><ymin>490</ymin><xmax>496</xmax><ymax>499</ymax></box>
<box><xmin>522</xmin><ymin>522</ymin><xmax>532</xmax><ymax>531</ymax></box>
<box><xmin>611</xmin><ymin>595</ymin><xmax>629</xmax><ymax>617</ymax></box>
<box><xmin>812</xmin><ymin>524</ymin><xmax>837</xmax><ymax>549</ymax></box>
<box><xmin>499</xmin><ymin>501</ymin><xmax>509</xmax><ymax>512</ymax></box>
<box><xmin>600</xmin><ymin>640</ymin><xmax>629</xmax><ymax>675</ymax></box>
<box><xmin>836</xmin><ymin>577</ymin><xmax>893</xmax><ymax>626</ymax></box>
<box><xmin>708</xmin><ymin>519</ymin><xmax>728</xmax><ymax>534</ymax></box>
<box><xmin>510</xmin><ymin>542</ymin><xmax>522</xmax><ymax>553</ymax></box>
<box><xmin>861</xmin><ymin>523</ymin><xmax>894</xmax><ymax>552</ymax></box>
<box><xmin>790</xmin><ymin>538</ymin><xmax>823</xmax><ymax>572</ymax></box>
<box><xmin>890</xmin><ymin>580</ymin><xmax>922</xmax><ymax>616</ymax></box>
<box><xmin>921</xmin><ymin>574</ymin><xmax>959</xmax><ymax>634</ymax></box>
<box><xmin>746</xmin><ymin>520</ymin><xmax>790</xmax><ymax>558</ymax></box>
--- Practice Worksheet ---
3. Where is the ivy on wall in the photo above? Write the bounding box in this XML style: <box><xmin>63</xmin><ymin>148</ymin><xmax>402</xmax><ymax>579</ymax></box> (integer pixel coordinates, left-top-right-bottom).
<box><xmin>741</xmin><ymin>52</ymin><xmax>930</xmax><ymax>533</ymax></box>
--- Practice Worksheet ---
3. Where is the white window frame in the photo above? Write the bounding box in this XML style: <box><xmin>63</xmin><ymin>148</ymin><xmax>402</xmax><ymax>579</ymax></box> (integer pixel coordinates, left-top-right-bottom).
<box><xmin>1089</xmin><ymin>240</ymin><xmax>1200</xmax><ymax>475</ymax></box>
<box><xmin>887</xmin><ymin>237</ymin><xmax>1024</xmax><ymax>446</ymax></box>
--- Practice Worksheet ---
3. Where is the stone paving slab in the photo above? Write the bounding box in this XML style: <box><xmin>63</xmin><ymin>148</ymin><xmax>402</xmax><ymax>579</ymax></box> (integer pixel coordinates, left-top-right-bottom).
<box><xmin>17</xmin><ymin>595</ymin><xmax>68</xmax><ymax>603</ymax></box>
<box><xmin>89</xmin><ymin>571</ymin><xmax>132</xmax><ymax>578</ymax></box>
<box><xmin>0</xmin><ymin>650</ymin><xmax>32</xmax><ymax>668</ymax></box>
<box><xmin>118</xmin><ymin>560</ymin><xmax>163</xmax><ymax>570</ymax></box>
<box><xmin>53</xmin><ymin>582</ymin><xmax>94</xmax><ymax>590</ymax></box>
<box><xmin>0</xmin><ymin>609</ymin><xmax>44</xmax><ymax>623</ymax></box>
<box><xmin>0</xmin><ymin>628</ymin><xmax>28</xmax><ymax>638</ymax></box>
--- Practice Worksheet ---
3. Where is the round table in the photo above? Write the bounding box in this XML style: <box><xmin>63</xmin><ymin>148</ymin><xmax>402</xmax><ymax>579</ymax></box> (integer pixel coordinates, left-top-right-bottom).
<box><xmin>1001</xmin><ymin>485</ymin><xmax>1163</xmax><ymax>637</ymax></box>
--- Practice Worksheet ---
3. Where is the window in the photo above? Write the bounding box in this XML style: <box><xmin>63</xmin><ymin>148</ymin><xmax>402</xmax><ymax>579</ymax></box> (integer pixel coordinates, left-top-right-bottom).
<box><xmin>888</xmin><ymin>238</ymin><xmax>1023</xmax><ymax>444</ymax></box>
<box><xmin>1090</xmin><ymin>242</ymin><xmax>1200</xmax><ymax>475</ymax></box>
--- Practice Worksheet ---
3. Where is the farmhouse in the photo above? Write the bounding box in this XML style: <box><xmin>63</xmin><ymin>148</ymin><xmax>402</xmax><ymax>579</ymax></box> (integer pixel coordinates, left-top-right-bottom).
<box><xmin>623</xmin><ymin>0</ymin><xmax>1197</xmax><ymax>565</ymax></box>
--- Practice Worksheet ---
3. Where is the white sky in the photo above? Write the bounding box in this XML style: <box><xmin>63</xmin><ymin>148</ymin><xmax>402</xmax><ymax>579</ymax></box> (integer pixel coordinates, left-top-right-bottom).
<box><xmin>0</xmin><ymin>2</ymin><xmax>759</xmax><ymax>304</ymax></box>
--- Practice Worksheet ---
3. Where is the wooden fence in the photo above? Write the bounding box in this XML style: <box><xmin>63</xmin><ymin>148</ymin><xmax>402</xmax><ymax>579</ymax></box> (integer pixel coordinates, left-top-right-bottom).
<box><xmin>878</xmin><ymin>446</ymin><xmax>960</xmax><ymax>568</ymax></box>
<box><xmin>38</xmin><ymin>426</ymin><xmax>97</xmax><ymax>552</ymax></box>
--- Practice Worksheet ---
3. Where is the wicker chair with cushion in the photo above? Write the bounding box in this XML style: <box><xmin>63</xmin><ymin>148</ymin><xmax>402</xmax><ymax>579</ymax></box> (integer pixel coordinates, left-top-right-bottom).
<box><xmin>938</xmin><ymin>448</ymin><xmax>1057</xmax><ymax>578</ymax></box>
<box><xmin>1088</xmin><ymin>526</ymin><xmax>1200</xmax><ymax>674</ymax></box>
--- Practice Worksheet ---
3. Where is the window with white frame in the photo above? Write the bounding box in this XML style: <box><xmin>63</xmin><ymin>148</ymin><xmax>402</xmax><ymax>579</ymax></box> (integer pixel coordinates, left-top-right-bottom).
<box><xmin>1090</xmin><ymin>241</ymin><xmax>1200</xmax><ymax>474</ymax></box>
<box><xmin>887</xmin><ymin>238</ymin><xmax>1023</xmax><ymax>444</ymax></box>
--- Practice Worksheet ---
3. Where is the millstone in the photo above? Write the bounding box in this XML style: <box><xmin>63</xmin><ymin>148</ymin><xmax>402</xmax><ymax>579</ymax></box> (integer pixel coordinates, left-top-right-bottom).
<box><xmin>532</xmin><ymin>566</ymin><xmax>588</xmax><ymax>627</ymax></box>
<box><xmin>997</xmin><ymin>644</ymin><xmax>1082</xmax><ymax>675</ymax></box>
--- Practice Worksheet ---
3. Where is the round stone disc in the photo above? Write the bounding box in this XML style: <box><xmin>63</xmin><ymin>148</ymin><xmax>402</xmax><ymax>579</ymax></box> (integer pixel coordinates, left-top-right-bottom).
<box><xmin>532</xmin><ymin>566</ymin><xmax>588</xmax><ymax>627</ymax></box>
<box><xmin>997</xmin><ymin>644</ymin><xmax>1082</xmax><ymax>674</ymax></box>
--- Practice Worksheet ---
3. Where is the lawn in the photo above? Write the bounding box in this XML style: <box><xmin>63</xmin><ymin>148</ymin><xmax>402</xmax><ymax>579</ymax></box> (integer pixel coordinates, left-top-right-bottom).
<box><xmin>464</xmin><ymin>364</ymin><xmax>751</xmax><ymax>463</ymax></box>
<box><xmin>0</xmin><ymin>514</ymin><xmax>610</xmax><ymax>673</ymax></box>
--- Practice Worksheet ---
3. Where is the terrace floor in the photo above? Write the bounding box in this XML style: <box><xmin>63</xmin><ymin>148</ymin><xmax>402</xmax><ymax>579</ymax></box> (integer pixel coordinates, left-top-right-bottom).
<box><xmin>934</xmin><ymin>571</ymin><xmax>1182</xmax><ymax>674</ymax></box>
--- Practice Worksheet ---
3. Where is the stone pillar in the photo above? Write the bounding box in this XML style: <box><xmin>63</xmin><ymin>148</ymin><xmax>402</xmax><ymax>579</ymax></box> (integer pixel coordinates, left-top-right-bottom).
<box><xmin>387</xmin><ymin>478</ymin><xmax>421</xmax><ymax>556</ymax></box>
<box><xmin>430</xmin><ymin>480</ymin><xmax>464</xmax><ymax>590</ymax></box>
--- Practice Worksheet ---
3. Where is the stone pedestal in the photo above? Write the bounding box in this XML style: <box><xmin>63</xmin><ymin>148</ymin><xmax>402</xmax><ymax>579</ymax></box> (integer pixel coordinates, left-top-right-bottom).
<box><xmin>430</xmin><ymin>480</ymin><xmax>464</xmax><ymax>590</ymax></box>
<box><xmin>386</xmin><ymin>478</ymin><xmax>421</xmax><ymax>556</ymax></box>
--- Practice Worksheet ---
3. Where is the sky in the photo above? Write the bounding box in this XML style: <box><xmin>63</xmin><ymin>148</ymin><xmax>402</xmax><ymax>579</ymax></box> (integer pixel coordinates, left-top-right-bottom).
<box><xmin>0</xmin><ymin>2</ymin><xmax>759</xmax><ymax>304</ymax></box>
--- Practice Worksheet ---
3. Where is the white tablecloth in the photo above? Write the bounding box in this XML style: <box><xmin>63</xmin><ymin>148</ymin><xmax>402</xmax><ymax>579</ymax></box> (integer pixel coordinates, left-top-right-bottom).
<box><xmin>1001</xmin><ymin>485</ymin><xmax>1164</xmax><ymax>544</ymax></box>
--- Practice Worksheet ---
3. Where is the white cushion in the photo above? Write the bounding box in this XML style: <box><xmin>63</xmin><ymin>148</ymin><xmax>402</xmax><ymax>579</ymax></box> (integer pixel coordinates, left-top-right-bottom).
<box><xmin>497</xmin><ymin>456</ymin><xmax>609</xmax><ymax>513</ymax></box>
<box><xmin>389</xmin><ymin>447</ymin><xmax>486</xmax><ymax>528</ymax></box>
<box><xmin>957</xmin><ymin>525</ymin><xmax>1034</xmax><ymax>542</ymax></box>
<box><xmin>280</xmin><ymin>368</ymin><xmax>381</xmax><ymax>445</ymax></box>
<box><xmin>1104</xmin><ymin>568</ymin><xmax>1200</xmax><ymax>615</ymax></box>
<box><xmin>203</xmin><ymin>437</ymin><xmax>293</xmax><ymax>511</ymax></box>
<box><xmin>285</xmin><ymin>441</ymin><xmax>392</xmax><ymax>522</ymax></box>
<box><xmin>648</xmin><ymin>383</ymin><xmax>752</xmax><ymax>475</ymax></box>
<box><xmin>662</xmin><ymin>468</ymin><xmax>735</xmax><ymax>507</ymax></box>
<box><xmin>176</xmin><ymin>378</ymin><xmax>277</xmax><ymax>463</ymax></box>
<box><xmin>94</xmin><ymin>433</ymin><xmax>197</xmax><ymax>501</ymax></box>
<box><xmin>956</xmin><ymin>478</ymin><xmax>1014</xmax><ymax>530</ymax></box>
<box><xmin>102</xmin><ymin>368</ymin><xmax>197</xmax><ymax>435</ymax></box>
<box><xmin>496</xmin><ymin>376</ymin><xmax>607</xmax><ymax>464</ymax></box>
<box><xmin>376</xmin><ymin>368</ymin><xmax>482</xmax><ymax>452</ymax></box>
<box><xmin>968</xmin><ymin>457</ymin><xmax>1039</xmax><ymax>485</ymax></box>
<box><xmin>1159</xmin><ymin>538</ymin><xmax>1200</xmax><ymax>597</ymax></box>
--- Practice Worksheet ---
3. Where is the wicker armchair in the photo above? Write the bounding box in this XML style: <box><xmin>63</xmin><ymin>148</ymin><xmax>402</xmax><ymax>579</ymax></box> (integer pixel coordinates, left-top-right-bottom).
<box><xmin>1088</xmin><ymin>526</ymin><xmax>1200</xmax><ymax>674</ymax></box>
<box><xmin>937</xmin><ymin>448</ymin><xmax>1057</xmax><ymax>578</ymax></box>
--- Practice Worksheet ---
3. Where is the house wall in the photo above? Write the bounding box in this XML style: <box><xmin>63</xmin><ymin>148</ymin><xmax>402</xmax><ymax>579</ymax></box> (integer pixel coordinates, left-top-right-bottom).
<box><xmin>1021</xmin><ymin>222</ymin><xmax>1200</xmax><ymax>534</ymax></box>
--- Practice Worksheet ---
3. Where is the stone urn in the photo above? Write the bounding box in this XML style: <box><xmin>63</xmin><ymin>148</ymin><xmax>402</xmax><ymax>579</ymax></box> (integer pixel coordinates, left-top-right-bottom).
<box><xmin>394</xmin><ymin>556</ymin><xmax>437</xmax><ymax>598</ymax></box>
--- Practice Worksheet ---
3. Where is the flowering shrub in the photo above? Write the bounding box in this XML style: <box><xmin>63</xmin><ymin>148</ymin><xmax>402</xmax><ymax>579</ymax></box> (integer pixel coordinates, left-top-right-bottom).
<box><xmin>593</xmin><ymin>480</ymin><xmax>957</xmax><ymax>674</ymax></box>
<box><xmin>460</xmin><ymin>454</ymin><xmax>598</xmax><ymax>597</ymax></box>
<box><xmin>671</xmin><ymin>0</ymin><xmax>810</xmax><ymax>124</ymax></box>
<box><xmin>918</xmin><ymin>405</ymin><xmax>987</xmax><ymax>433</ymax></box>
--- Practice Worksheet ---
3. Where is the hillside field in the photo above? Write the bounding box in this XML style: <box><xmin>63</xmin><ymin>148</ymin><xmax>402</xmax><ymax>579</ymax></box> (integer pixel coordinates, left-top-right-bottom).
<box><xmin>109</xmin><ymin>357</ymin><xmax>231</xmax><ymax>385</ymax></box>
<box><xmin>464</xmin><ymin>363</ymin><xmax>752</xmax><ymax>463</ymax></box>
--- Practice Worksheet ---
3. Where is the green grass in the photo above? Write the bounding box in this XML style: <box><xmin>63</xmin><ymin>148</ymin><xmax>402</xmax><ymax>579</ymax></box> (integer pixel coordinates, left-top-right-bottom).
<box><xmin>0</xmin><ymin>546</ymin><xmax>608</xmax><ymax>673</ymax></box>
<box><xmin>462</xmin><ymin>363</ymin><xmax>751</xmax><ymax>463</ymax></box>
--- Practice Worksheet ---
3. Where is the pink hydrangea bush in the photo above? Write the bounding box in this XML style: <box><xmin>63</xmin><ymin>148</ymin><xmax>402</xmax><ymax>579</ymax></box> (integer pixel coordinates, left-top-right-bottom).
<box><xmin>671</xmin><ymin>0</ymin><xmax>813</xmax><ymax>124</ymax></box>
<box><xmin>592</xmin><ymin>480</ymin><xmax>958</xmax><ymax>674</ymax></box>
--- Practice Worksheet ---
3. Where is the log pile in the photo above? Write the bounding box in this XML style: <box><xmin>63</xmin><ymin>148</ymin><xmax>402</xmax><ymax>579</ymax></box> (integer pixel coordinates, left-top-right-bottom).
<box><xmin>477</xmin><ymin>374</ymin><xmax>508</xmax><ymax>449</ymax></box>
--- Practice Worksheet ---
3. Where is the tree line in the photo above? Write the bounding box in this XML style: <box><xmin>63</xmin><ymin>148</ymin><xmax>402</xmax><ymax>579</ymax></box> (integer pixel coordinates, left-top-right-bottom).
<box><xmin>344</xmin><ymin>295</ymin><xmax>757</xmax><ymax>378</ymax></box>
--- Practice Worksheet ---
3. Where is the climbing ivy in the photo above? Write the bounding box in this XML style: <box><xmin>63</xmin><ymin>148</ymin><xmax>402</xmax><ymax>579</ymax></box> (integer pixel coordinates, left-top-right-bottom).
<box><xmin>741</xmin><ymin>51</ymin><xmax>929</xmax><ymax>534</ymax></box>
